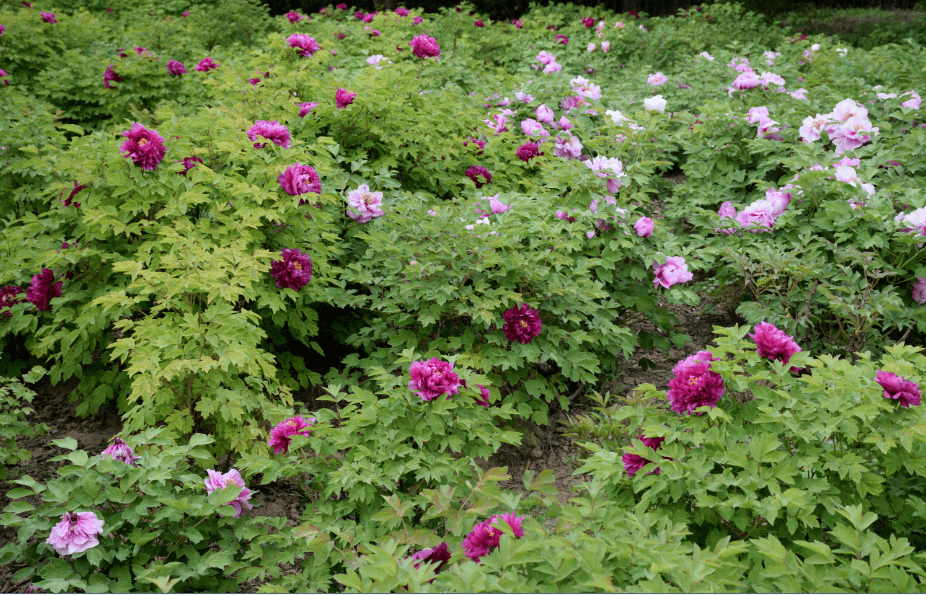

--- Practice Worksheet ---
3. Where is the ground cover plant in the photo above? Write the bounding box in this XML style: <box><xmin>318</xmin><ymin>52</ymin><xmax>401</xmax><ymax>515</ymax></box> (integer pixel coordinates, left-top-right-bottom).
<box><xmin>1</xmin><ymin>0</ymin><xmax>925</xmax><ymax>591</ymax></box>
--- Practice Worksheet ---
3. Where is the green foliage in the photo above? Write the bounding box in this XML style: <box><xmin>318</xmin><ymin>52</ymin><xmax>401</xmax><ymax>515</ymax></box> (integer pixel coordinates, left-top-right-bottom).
<box><xmin>0</xmin><ymin>370</ymin><xmax>48</xmax><ymax>481</ymax></box>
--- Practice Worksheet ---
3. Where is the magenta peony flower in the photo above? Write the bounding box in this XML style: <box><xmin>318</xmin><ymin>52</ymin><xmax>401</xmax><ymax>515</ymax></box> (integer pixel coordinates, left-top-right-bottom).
<box><xmin>653</xmin><ymin>256</ymin><xmax>693</xmax><ymax>289</ymax></box>
<box><xmin>287</xmin><ymin>34</ymin><xmax>321</xmax><ymax>57</ymax></box>
<box><xmin>408</xmin><ymin>357</ymin><xmax>461</xmax><ymax>401</ymax></box>
<box><xmin>502</xmin><ymin>303</ymin><xmax>542</xmax><ymax>344</ymax></box>
<box><xmin>0</xmin><ymin>286</ymin><xmax>24</xmax><ymax>321</ymax></box>
<box><xmin>622</xmin><ymin>435</ymin><xmax>665</xmax><ymax>476</ymax></box>
<box><xmin>462</xmin><ymin>513</ymin><xmax>525</xmax><ymax>562</ymax></box>
<box><xmin>268</xmin><ymin>415</ymin><xmax>315</xmax><ymax>454</ymax></box>
<box><xmin>61</xmin><ymin>181</ymin><xmax>85</xmax><ymax>208</ymax></box>
<box><xmin>40</xmin><ymin>12</ymin><xmax>57</xmax><ymax>23</ymax></box>
<box><xmin>875</xmin><ymin>370</ymin><xmax>921</xmax><ymax>408</ymax></box>
<box><xmin>46</xmin><ymin>512</ymin><xmax>104</xmax><ymax>556</ymax></box>
<box><xmin>26</xmin><ymin>268</ymin><xmax>62</xmax><ymax>312</ymax></box>
<box><xmin>270</xmin><ymin>248</ymin><xmax>312</xmax><ymax>290</ymax></box>
<box><xmin>178</xmin><ymin>156</ymin><xmax>203</xmax><ymax>176</ymax></box>
<box><xmin>285</xmin><ymin>10</ymin><xmax>303</xmax><ymax>23</ymax></box>
<box><xmin>582</xmin><ymin>16</ymin><xmax>594</xmax><ymax>27</ymax></box>
<box><xmin>396</xmin><ymin>7</ymin><xmax>410</xmax><ymax>16</ymax></box>
<box><xmin>336</xmin><ymin>3</ymin><xmax>347</xmax><ymax>9</ymax></box>
<box><xmin>0</xmin><ymin>24</ymin><xmax>5</xmax><ymax>35</ymax></box>
<box><xmin>346</xmin><ymin>184</ymin><xmax>385</xmax><ymax>223</ymax></box>
<box><xmin>166</xmin><ymin>60</ymin><xmax>186</xmax><ymax>76</ymax></box>
<box><xmin>913</xmin><ymin>277</ymin><xmax>926</xmax><ymax>305</ymax></box>
<box><xmin>0</xmin><ymin>69</ymin><xmax>8</xmax><ymax>87</ymax></box>
<box><xmin>298</xmin><ymin>102</ymin><xmax>318</xmax><ymax>117</ymax></box>
<box><xmin>666</xmin><ymin>351</ymin><xmax>724</xmax><ymax>415</ymax></box>
<box><xmin>195</xmin><ymin>57</ymin><xmax>218</xmax><ymax>72</ymax></box>
<box><xmin>278</xmin><ymin>163</ymin><xmax>321</xmax><ymax>196</ymax></box>
<box><xmin>465</xmin><ymin>165</ymin><xmax>492</xmax><ymax>188</ymax></box>
<box><xmin>555</xmin><ymin>34</ymin><xmax>568</xmax><ymax>45</ymax></box>
<box><xmin>101</xmin><ymin>437</ymin><xmax>140</xmax><ymax>466</ymax></box>
<box><xmin>410</xmin><ymin>542</ymin><xmax>451</xmax><ymax>572</ymax></box>
<box><xmin>413</xmin><ymin>16</ymin><xmax>423</xmax><ymax>24</ymax></box>
<box><xmin>750</xmin><ymin>321</ymin><xmax>802</xmax><ymax>371</ymax></box>
<box><xmin>516</xmin><ymin>142</ymin><xmax>543</xmax><ymax>162</ymax></box>
<box><xmin>474</xmin><ymin>384</ymin><xmax>491</xmax><ymax>407</ymax></box>
<box><xmin>409</xmin><ymin>34</ymin><xmax>440</xmax><ymax>59</ymax></box>
<box><xmin>247</xmin><ymin>120</ymin><xmax>290</xmax><ymax>149</ymax></box>
<box><xmin>335</xmin><ymin>88</ymin><xmax>356</xmax><ymax>109</ymax></box>
<box><xmin>634</xmin><ymin>217</ymin><xmax>654</xmax><ymax>237</ymax></box>
<box><xmin>120</xmin><ymin>123</ymin><xmax>166</xmax><ymax>170</ymax></box>
<box><xmin>474</xmin><ymin>19</ymin><xmax>484</xmax><ymax>27</ymax></box>
<box><xmin>181</xmin><ymin>10</ymin><xmax>190</xmax><ymax>17</ymax></box>
<box><xmin>103</xmin><ymin>64</ymin><xmax>120</xmax><ymax>88</ymax></box>
<box><xmin>203</xmin><ymin>469</ymin><xmax>253</xmax><ymax>518</ymax></box>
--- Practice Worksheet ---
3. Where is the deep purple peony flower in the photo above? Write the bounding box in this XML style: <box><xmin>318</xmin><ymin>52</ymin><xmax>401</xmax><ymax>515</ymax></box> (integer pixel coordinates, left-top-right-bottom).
<box><xmin>875</xmin><ymin>370</ymin><xmax>921</xmax><ymax>408</ymax></box>
<box><xmin>516</xmin><ymin>142</ymin><xmax>543</xmax><ymax>162</ymax></box>
<box><xmin>622</xmin><ymin>435</ymin><xmax>665</xmax><ymax>476</ymax></box>
<box><xmin>502</xmin><ymin>303</ymin><xmax>542</xmax><ymax>344</ymax></box>
<box><xmin>750</xmin><ymin>321</ymin><xmax>802</xmax><ymax>371</ymax></box>
<box><xmin>410</xmin><ymin>542</ymin><xmax>451</xmax><ymax>572</ymax></box>
<box><xmin>247</xmin><ymin>120</ymin><xmax>291</xmax><ymax>149</ymax></box>
<box><xmin>178</xmin><ymin>156</ymin><xmax>203</xmax><ymax>176</ymax></box>
<box><xmin>462</xmin><ymin>513</ymin><xmax>524</xmax><ymax>562</ymax></box>
<box><xmin>409</xmin><ymin>34</ymin><xmax>440</xmax><ymax>59</ymax></box>
<box><xmin>61</xmin><ymin>181</ymin><xmax>86</xmax><ymax>208</ymax></box>
<box><xmin>287</xmin><ymin>34</ymin><xmax>321</xmax><ymax>57</ymax></box>
<box><xmin>465</xmin><ymin>165</ymin><xmax>492</xmax><ymax>188</ymax></box>
<box><xmin>26</xmin><ymin>268</ymin><xmax>62</xmax><ymax>312</ymax></box>
<box><xmin>120</xmin><ymin>123</ymin><xmax>166</xmax><ymax>170</ymax></box>
<box><xmin>666</xmin><ymin>351</ymin><xmax>724</xmax><ymax>415</ymax></box>
<box><xmin>195</xmin><ymin>57</ymin><xmax>217</xmax><ymax>72</ymax></box>
<box><xmin>0</xmin><ymin>286</ymin><xmax>24</xmax><ymax>321</ymax></box>
<box><xmin>46</xmin><ymin>512</ymin><xmax>104</xmax><ymax>556</ymax></box>
<box><xmin>298</xmin><ymin>102</ymin><xmax>318</xmax><ymax>117</ymax></box>
<box><xmin>335</xmin><ymin>88</ymin><xmax>356</xmax><ymax>108</ymax></box>
<box><xmin>268</xmin><ymin>415</ymin><xmax>315</xmax><ymax>454</ymax></box>
<box><xmin>40</xmin><ymin>12</ymin><xmax>57</xmax><ymax>23</ymax></box>
<box><xmin>101</xmin><ymin>437</ymin><xmax>140</xmax><ymax>466</ymax></box>
<box><xmin>582</xmin><ymin>16</ymin><xmax>594</xmax><ymax>27</ymax></box>
<box><xmin>103</xmin><ymin>64</ymin><xmax>120</xmax><ymax>88</ymax></box>
<box><xmin>203</xmin><ymin>469</ymin><xmax>253</xmax><ymax>518</ymax></box>
<box><xmin>278</xmin><ymin>163</ymin><xmax>321</xmax><ymax>196</ymax></box>
<box><xmin>166</xmin><ymin>60</ymin><xmax>186</xmax><ymax>76</ymax></box>
<box><xmin>408</xmin><ymin>357</ymin><xmax>461</xmax><ymax>401</ymax></box>
<box><xmin>270</xmin><ymin>248</ymin><xmax>313</xmax><ymax>290</ymax></box>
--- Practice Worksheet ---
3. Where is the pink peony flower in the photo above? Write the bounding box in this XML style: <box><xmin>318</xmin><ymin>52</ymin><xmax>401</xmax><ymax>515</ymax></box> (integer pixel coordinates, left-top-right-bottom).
<box><xmin>27</xmin><ymin>268</ymin><xmax>62</xmax><ymax>312</ymax></box>
<box><xmin>298</xmin><ymin>102</ymin><xmax>318</xmax><ymax>117</ymax></box>
<box><xmin>516</xmin><ymin>142</ymin><xmax>543</xmax><ymax>162</ymax></box>
<box><xmin>601</xmin><ymin>41</ymin><xmax>610</xmax><ymax>52</ymax></box>
<box><xmin>634</xmin><ymin>216</ymin><xmax>654</xmax><ymax>237</ymax></box>
<box><xmin>764</xmin><ymin>188</ymin><xmax>791</xmax><ymax>216</ymax></box>
<box><xmin>247</xmin><ymin>120</ymin><xmax>290</xmax><ymax>149</ymax></box>
<box><xmin>279</xmin><ymin>163</ymin><xmax>321</xmax><ymax>196</ymax></box>
<box><xmin>0</xmin><ymin>286</ymin><xmax>24</xmax><ymax>321</ymax></box>
<box><xmin>750</xmin><ymin>322</ymin><xmax>802</xmax><ymax>371</ymax></box>
<box><xmin>536</xmin><ymin>51</ymin><xmax>556</xmax><ymax>65</ymax></box>
<box><xmin>178</xmin><ymin>156</ymin><xmax>203</xmax><ymax>176</ymax></box>
<box><xmin>285</xmin><ymin>11</ymin><xmax>303</xmax><ymax>23</ymax></box>
<box><xmin>476</xmin><ymin>194</ymin><xmax>510</xmax><ymax>217</ymax></box>
<box><xmin>101</xmin><ymin>64</ymin><xmax>121</xmax><ymax>89</ymax></box>
<box><xmin>0</xmin><ymin>69</ymin><xmax>8</xmax><ymax>86</ymax></box>
<box><xmin>336</xmin><ymin>3</ymin><xmax>347</xmax><ymax>9</ymax></box>
<box><xmin>40</xmin><ymin>12</ymin><xmax>57</xmax><ymax>23</ymax></box>
<box><xmin>203</xmin><ymin>469</ymin><xmax>253</xmax><ymax>517</ymax></box>
<box><xmin>474</xmin><ymin>384</ymin><xmax>491</xmax><ymax>407</ymax></box>
<box><xmin>557</xmin><ymin>115</ymin><xmax>574</xmax><ymax>130</ymax></box>
<box><xmin>409</xmin><ymin>34</ymin><xmax>440</xmax><ymax>59</ymax></box>
<box><xmin>410</xmin><ymin>542</ymin><xmax>451</xmax><ymax>572</ymax></box>
<box><xmin>46</xmin><ymin>512</ymin><xmax>104</xmax><ymax>556</ymax></box>
<box><xmin>647</xmin><ymin>72</ymin><xmax>667</xmax><ymax>86</ymax></box>
<box><xmin>268</xmin><ymin>415</ymin><xmax>315</xmax><ymax>454</ymax></box>
<box><xmin>346</xmin><ymin>184</ymin><xmax>385</xmax><ymax>223</ymax></box>
<box><xmin>535</xmin><ymin>105</ymin><xmax>555</xmax><ymax>125</ymax></box>
<box><xmin>582</xmin><ymin>16</ymin><xmax>594</xmax><ymax>27</ymax></box>
<box><xmin>502</xmin><ymin>303</ymin><xmax>542</xmax><ymax>344</ymax></box>
<box><xmin>553</xmin><ymin>134</ymin><xmax>582</xmax><ymax>159</ymax></box>
<box><xmin>732</xmin><ymin>71</ymin><xmax>760</xmax><ymax>91</ymax></box>
<box><xmin>120</xmin><ymin>123</ymin><xmax>166</xmax><ymax>170</ymax></box>
<box><xmin>914</xmin><ymin>277</ymin><xmax>926</xmax><ymax>304</ymax></box>
<box><xmin>287</xmin><ymin>34</ymin><xmax>321</xmax><ymax>57</ymax></box>
<box><xmin>408</xmin><ymin>357</ymin><xmax>461</xmax><ymax>401</ymax></box>
<box><xmin>622</xmin><ymin>435</ymin><xmax>665</xmax><ymax>476</ymax></box>
<box><xmin>462</xmin><ymin>513</ymin><xmax>525</xmax><ymax>562</ymax></box>
<box><xmin>520</xmin><ymin>119</ymin><xmax>548</xmax><ymax>138</ymax></box>
<box><xmin>653</xmin><ymin>256</ymin><xmax>693</xmax><ymax>289</ymax></box>
<box><xmin>101</xmin><ymin>437</ymin><xmax>140</xmax><ymax>466</ymax></box>
<box><xmin>555</xmin><ymin>34</ymin><xmax>568</xmax><ymax>45</ymax></box>
<box><xmin>270</xmin><ymin>248</ymin><xmax>312</xmax><ymax>290</ymax></box>
<box><xmin>195</xmin><ymin>57</ymin><xmax>218</xmax><ymax>72</ymax></box>
<box><xmin>396</xmin><ymin>7</ymin><xmax>410</xmax><ymax>16</ymax></box>
<box><xmin>900</xmin><ymin>91</ymin><xmax>921</xmax><ymax>110</ymax></box>
<box><xmin>735</xmin><ymin>199</ymin><xmax>778</xmax><ymax>232</ymax></box>
<box><xmin>335</xmin><ymin>88</ymin><xmax>356</xmax><ymax>109</ymax></box>
<box><xmin>166</xmin><ymin>60</ymin><xmax>186</xmax><ymax>76</ymax></box>
<box><xmin>413</xmin><ymin>16</ymin><xmax>423</xmax><ymax>24</ymax></box>
<box><xmin>465</xmin><ymin>165</ymin><xmax>492</xmax><ymax>188</ymax></box>
<box><xmin>0</xmin><ymin>24</ymin><xmax>5</xmax><ymax>35</ymax></box>
<box><xmin>875</xmin><ymin>371</ymin><xmax>921</xmax><ymax>408</ymax></box>
<box><xmin>666</xmin><ymin>351</ymin><xmax>724</xmax><ymax>415</ymax></box>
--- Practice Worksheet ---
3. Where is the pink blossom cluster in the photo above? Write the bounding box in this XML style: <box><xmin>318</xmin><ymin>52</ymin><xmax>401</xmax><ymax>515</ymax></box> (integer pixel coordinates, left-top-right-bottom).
<box><xmin>746</xmin><ymin>106</ymin><xmax>782</xmax><ymax>140</ymax></box>
<box><xmin>875</xmin><ymin>371</ymin><xmax>921</xmax><ymax>408</ymax></box>
<box><xmin>799</xmin><ymin>99</ymin><xmax>879</xmax><ymax>156</ymax></box>
<box><xmin>195</xmin><ymin>57</ymin><xmax>217</xmax><ymax>72</ymax></box>
<box><xmin>247</xmin><ymin>120</ymin><xmax>290</xmax><ymax>148</ymax></box>
<box><xmin>278</xmin><ymin>163</ymin><xmax>321</xmax><ymax>196</ymax></box>
<box><xmin>166</xmin><ymin>60</ymin><xmax>186</xmax><ymax>76</ymax></box>
<box><xmin>409</xmin><ymin>34</ymin><xmax>440</xmax><ymax>59</ymax></box>
<box><xmin>0</xmin><ymin>286</ymin><xmax>24</xmax><ymax>321</ymax></box>
<box><xmin>101</xmin><ymin>437</ymin><xmax>140</xmax><ymax>465</ymax></box>
<box><xmin>46</xmin><ymin>512</ymin><xmax>104</xmax><ymax>555</ymax></box>
<box><xmin>585</xmin><ymin>155</ymin><xmax>625</xmax><ymax>193</ymax></box>
<box><xmin>716</xmin><ymin>188</ymin><xmax>791</xmax><ymax>233</ymax></box>
<box><xmin>535</xmin><ymin>51</ymin><xmax>561</xmax><ymax>74</ymax></box>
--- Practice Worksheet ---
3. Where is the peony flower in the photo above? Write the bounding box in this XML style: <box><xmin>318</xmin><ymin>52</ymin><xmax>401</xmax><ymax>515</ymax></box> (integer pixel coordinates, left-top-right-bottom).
<box><xmin>582</xmin><ymin>16</ymin><xmax>594</xmax><ymax>27</ymax></box>
<box><xmin>515</xmin><ymin>91</ymin><xmax>533</xmax><ymax>103</ymax></box>
<box><xmin>298</xmin><ymin>102</ymin><xmax>318</xmax><ymax>117</ymax></box>
<box><xmin>462</xmin><ymin>513</ymin><xmax>524</xmax><ymax>562</ymax></box>
<box><xmin>543</xmin><ymin>61</ymin><xmax>562</xmax><ymax>74</ymax></box>
<box><xmin>287</xmin><ymin>34</ymin><xmax>321</xmax><ymax>58</ymax></box>
<box><xmin>502</xmin><ymin>303</ymin><xmax>542</xmax><ymax>344</ymax></box>
<box><xmin>653</xmin><ymin>256</ymin><xmax>693</xmax><ymax>289</ymax></box>
<box><xmin>555</xmin><ymin>34</ymin><xmax>568</xmax><ymax>45</ymax></box>
<box><xmin>413</xmin><ymin>16</ymin><xmax>423</xmax><ymax>24</ymax></box>
<box><xmin>520</xmin><ymin>119</ymin><xmax>548</xmax><ymax>138</ymax></box>
<box><xmin>588</xmin><ymin>42</ymin><xmax>596</xmax><ymax>52</ymax></box>
<box><xmin>335</xmin><ymin>88</ymin><xmax>356</xmax><ymax>109</ymax></box>
<box><xmin>46</xmin><ymin>512</ymin><xmax>104</xmax><ymax>556</ymax></box>
<box><xmin>535</xmin><ymin>105</ymin><xmax>555</xmax><ymax>125</ymax></box>
<box><xmin>410</xmin><ymin>542</ymin><xmax>451</xmax><ymax>572</ymax></box>
<box><xmin>120</xmin><ymin>123</ymin><xmax>166</xmax><ymax>170</ymax></box>
<box><xmin>516</xmin><ymin>142</ymin><xmax>543</xmax><ymax>162</ymax></box>
<box><xmin>247</xmin><ymin>120</ymin><xmax>290</xmax><ymax>149</ymax></box>
<box><xmin>0</xmin><ymin>286</ymin><xmax>24</xmax><ymax>321</ymax></box>
<box><xmin>643</xmin><ymin>95</ymin><xmax>666</xmax><ymax>113</ymax></box>
<box><xmin>913</xmin><ymin>277</ymin><xmax>926</xmax><ymax>304</ymax></box>
<box><xmin>285</xmin><ymin>11</ymin><xmax>303</xmax><ymax>23</ymax></box>
<box><xmin>103</xmin><ymin>64</ymin><xmax>120</xmax><ymax>88</ymax></box>
<box><xmin>0</xmin><ymin>24</ymin><xmax>5</xmax><ymax>35</ymax></box>
<box><xmin>553</xmin><ymin>134</ymin><xmax>582</xmax><ymax>159</ymax></box>
<box><xmin>268</xmin><ymin>415</ymin><xmax>315</xmax><ymax>454</ymax></box>
<box><xmin>346</xmin><ymin>184</ymin><xmax>385</xmax><ymax>223</ymax></box>
<box><xmin>203</xmin><ymin>469</ymin><xmax>253</xmax><ymax>518</ymax></box>
<box><xmin>396</xmin><ymin>7</ymin><xmax>410</xmax><ymax>16</ymax></box>
<box><xmin>27</xmin><ymin>268</ymin><xmax>63</xmax><ymax>311</ymax></box>
<box><xmin>622</xmin><ymin>435</ymin><xmax>665</xmax><ymax>476</ymax></box>
<box><xmin>647</xmin><ymin>72</ymin><xmax>667</xmax><ymax>87</ymax></box>
<box><xmin>799</xmin><ymin>114</ymin><xmax>829</xmax><ymax>143</ymax></box>
<box><xmin>465</xmin><ymin>165</ymin><xmax>492</xmax><ymax>188</ymax></box>
<box><xmin>875</xmin><ymin>371</ymin><xmax>921</xmax><ymax>408</ymax></box>
<box><xmin>166</xmin><ymin>60</ymin><xmax>186</xmax><ymax>76</ymax></box>
<box><xmin>601</xmin><ymin>41</ymin><xmax>610</xmax><ymax>52</ymax></box>
<box><xmin>474</xmin><ymin>384</ymin><xmax>491</xmax><ymax>407</ymax></box>
<box><xmin>270</xmin><ymin>248</ymin><xmax>312</xmax><ymax>290</ymax></box>
<box><xmin>557</xmin><ymin>115</ymin><xmax>573</xmax><ymax>130</ymax></box>
<box><xmin>195</xmin><ymin>57</ymin><xmax>218</xmax><ymax>72</ymax></box>
<box><xmin>101</xmin><ymin>437</ymin><xmax>140</xmax><ymax>466</ymax></box>
<box><xmin>735</xmin><ymin>199</ymin><xmax>778</xmax><ymax>232</ymax></box>
<box><xmin>476</xmin><ymin>194</ymin><xmax>509</xmax><ymax>217</ymax></box>
<box><xmin>61</xmin><ymin>181</ymin><xmax>85</xmax><ymax>208</ymax></box>
<box><xmin>40</xmin><ymin>12</ymin><xmax>57</xmax><ymax>23</ymax></box>
<box><xmin>900</xmin><ymin>91</ymin><xmax>921</xmax><ymax>110</ymax></box>
<box><xmin>634</xmin><ymin>216</ymin><xmax>654</xmax><ymax>237</ymax></box>
<box><xmin>279</xmin><ymin>163</ymin><xmax>321</xmax><ymax>196</ymax></box>
<box><xmin>178</xmin><ymin>156</ymin><xmax>203</xmax><ymax>176</ymax></box>
<box><xmin>409</xmin><ymin>34</ymin><xmax>440</xmax><ymax>59</ymax></box>
<box><xmin>408</xmin><ymin>357</ymin><xmax>461</xmax><ymax>401</ymax></box>
<box><xmin>0</xmin><ymin>69</ymin><xmax>8</xmax><ymax>86</ymax></box>
<box><xmin>698</xmin><ymin>51</ymin><xmax>714</xmax><ymax>61</ymax></box>
<box><xmin>750</xmin><ymin>322</ymin><xmax>802</xmax><ymax>371</ymax></box>
<box><xmin>732</xmin><ymin>71</ymin><xmax>760</xmax><ymax>91</ymax></box>
<box><xmin>666</xmin><ymin>351</ymin><xmax>724</xmax><ymax>415</ymax></box>
<box><xmin>336</xmin><ymin>3</ymin><xmax>347</xmax><ymax>9</ymax></box>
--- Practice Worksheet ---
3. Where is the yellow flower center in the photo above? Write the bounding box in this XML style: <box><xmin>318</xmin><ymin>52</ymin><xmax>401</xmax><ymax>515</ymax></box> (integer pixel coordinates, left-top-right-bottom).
<box><xmin>293</xmin><ymin>263</ymin><xmax>302</xmax><ymax>270</ymax></box>
<box><xmin>520</xmin><ymin>320</ymin><xmax>529</xmax><ymax>329</ymax></box>
<box><xmin>138</xmin><ymin>138</ymin><xmax>148</xmax><ymax>147</ymax></box>
<box><xmin>360</xmin><ymin>192</ymin><xmax>375</xmax><ymax>205</ymax></box>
